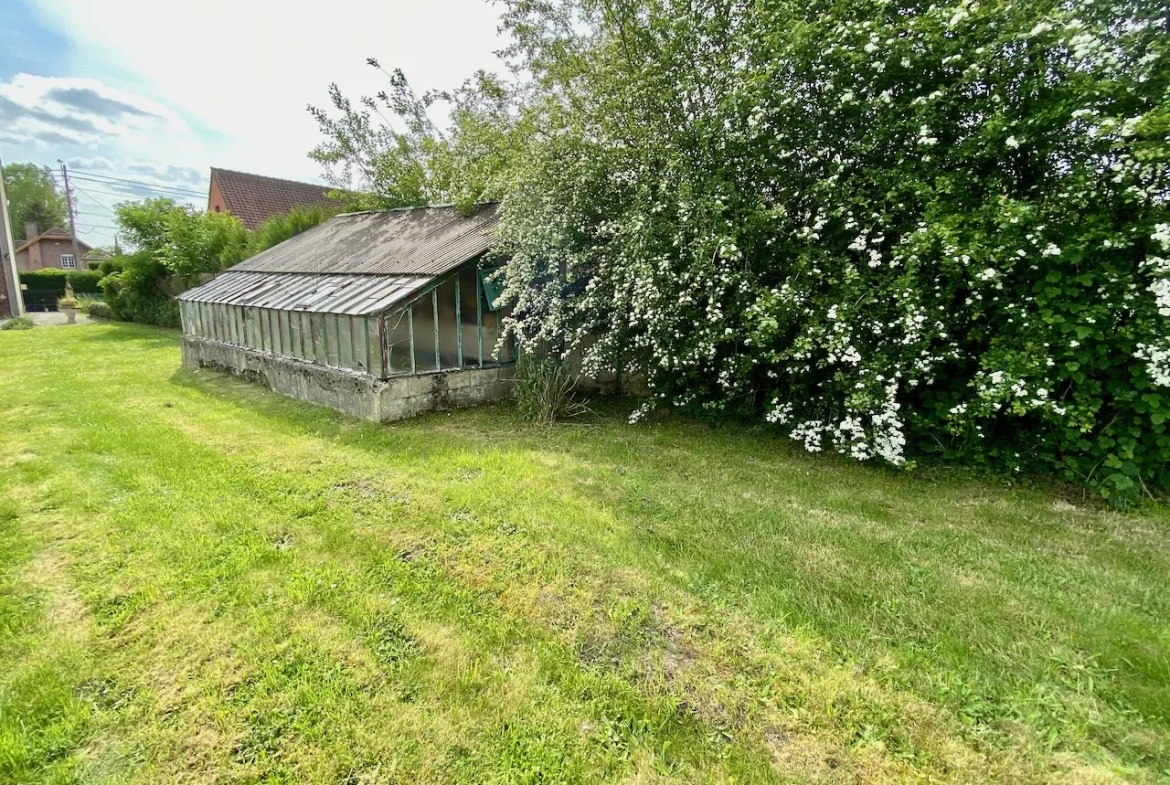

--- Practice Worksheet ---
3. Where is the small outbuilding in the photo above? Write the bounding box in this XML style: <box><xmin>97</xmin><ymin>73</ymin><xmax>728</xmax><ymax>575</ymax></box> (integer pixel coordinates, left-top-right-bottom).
<box><xmin>178</xmin><ymin>203</ymin><xmax>516</xmax><ymax>422</ymax></box>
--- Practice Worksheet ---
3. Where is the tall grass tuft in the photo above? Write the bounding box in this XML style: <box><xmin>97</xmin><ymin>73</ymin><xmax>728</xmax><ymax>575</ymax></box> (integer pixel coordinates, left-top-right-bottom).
<box><xmin>0</xmin><ymin>316</ymin><xmax>34</xmax><ymax>331</ymax></box>
<box><xmin>512</xmin><ymin>354</ymin><xmax>591</xmax><ymax>424</ymax></box>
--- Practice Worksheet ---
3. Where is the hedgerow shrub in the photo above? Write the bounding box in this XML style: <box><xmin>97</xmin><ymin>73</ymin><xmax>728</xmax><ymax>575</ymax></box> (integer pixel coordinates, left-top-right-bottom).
<box><xmin>86</xmin><ymin>301</ymin><xmax>112</xmax><ymax>320</ymax></box>
<box><xmin>495</xmin><ymin>0</ymin><xmax>1170</xmax><ymax>499</ymax></box>
<box><xmin>18</xmin><ymin>270</ymin><xmax>68</xmax><ymax>310</ymax></box>
<box><xmin>98</xmin><ymin>251</ymin><xmax>179</xmax><ymax>328</ymax></box>
<box><xmin>66</xmin><ymin>270</ymin><xmax>103</xmax><ymax>294</ymax></box>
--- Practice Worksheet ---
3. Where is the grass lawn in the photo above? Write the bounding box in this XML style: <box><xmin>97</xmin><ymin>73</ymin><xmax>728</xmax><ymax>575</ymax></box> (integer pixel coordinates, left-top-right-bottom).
<box><xmin>1</xmin><ymin>323</ymin><xmax>1168</xmax><ymax>785</ymax></box>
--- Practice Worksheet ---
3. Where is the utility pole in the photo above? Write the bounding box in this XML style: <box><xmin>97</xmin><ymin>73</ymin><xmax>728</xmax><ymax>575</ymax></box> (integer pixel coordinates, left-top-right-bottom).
<box><xmin>0</xmin><ymin>155</ymin><xmax>24</xmax><ymax>317</ymax></box>
<box><xmin>58</xmin><ymin>160</ymin><xmax>82</xmax><ymax>267</ymax></box>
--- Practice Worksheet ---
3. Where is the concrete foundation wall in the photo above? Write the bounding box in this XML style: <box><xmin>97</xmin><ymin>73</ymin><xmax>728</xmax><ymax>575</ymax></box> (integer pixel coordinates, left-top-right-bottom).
<box><xmin>181</xmin><ymin>335</ymin><xmax>513</xmax><ymax>422</ymax></box>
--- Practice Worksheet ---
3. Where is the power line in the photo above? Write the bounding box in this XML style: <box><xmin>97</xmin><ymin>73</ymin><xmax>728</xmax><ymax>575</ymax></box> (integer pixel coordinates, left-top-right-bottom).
<box><xmin>70</xmin><ymin>176</ymin><xmax>206</xmax><ymax>200</ymax></box>
<box><xmin>70</xmin><ymin>184</ymin><xmax>119</xmax><ymax>215</ymax></box>
<box><xmin>71</xmin><ymin>169</ymin><xmax>207</xmax><ymax>195</ymax></box>
<box><xmin>69</xmin><ymin>170</ymin><xmax>207</xmax><ymax>197</ymax></box>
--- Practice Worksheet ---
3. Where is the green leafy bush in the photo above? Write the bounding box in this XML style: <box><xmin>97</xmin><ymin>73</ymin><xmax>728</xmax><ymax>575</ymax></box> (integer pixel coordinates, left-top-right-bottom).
<box><xmin>86</xmin><ymin>302</ymin><xmax>112</xmax><ymax>320</ymax></box>
<box><xmin>66</xmin><ymin>270</ymin><xmax>103</xmax><ymax>294</ymax></box>
<box><xmin>76</xmin><ymin>295</ymin><xmax>101</xmax><ymax>314</ymax></box>
<box><xmin>512</xmin><ymin>354</ymin><xmax>590</xmax><ymax>424</ymax></box>
<box><xmin>495</xmin><ymin>0</ymin><xmax>1170</xmax><ymax>499</ymax></box>
<box><xmin>1</xmin><ymin>316</ymin><xmax>34</xmax><ymax>331</ymax></box>
<box><xmin>98</xmin><ymin>251</ymin><xmax>179</xmax><ymax>328</ymax></box>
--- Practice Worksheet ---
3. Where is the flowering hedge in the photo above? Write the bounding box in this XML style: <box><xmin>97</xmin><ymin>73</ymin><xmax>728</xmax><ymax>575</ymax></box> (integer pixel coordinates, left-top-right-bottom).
<box><xmin>494</xmin><ymin>0</ymin><xmax>1170</xmax><ymax>498</ymax></box>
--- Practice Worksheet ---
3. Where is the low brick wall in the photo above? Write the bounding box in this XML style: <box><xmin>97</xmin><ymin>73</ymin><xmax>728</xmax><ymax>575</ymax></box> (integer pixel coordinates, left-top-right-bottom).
<box><xmin>181</xmin><ymin>336</ymin><xmax>513</xmax><ymax>422</ymax></box>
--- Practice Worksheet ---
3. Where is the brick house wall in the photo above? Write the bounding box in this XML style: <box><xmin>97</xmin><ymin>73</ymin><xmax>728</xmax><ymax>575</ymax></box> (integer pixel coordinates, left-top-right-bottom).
<box><xmin>15</xmin><ymin>238</ymin><xmax>86</xmax><ymax>272</ymax></box>
<box><xmin>208</xmin><ymin>176</ymin><xmax>227</xmax><ymax>215</ymax></box>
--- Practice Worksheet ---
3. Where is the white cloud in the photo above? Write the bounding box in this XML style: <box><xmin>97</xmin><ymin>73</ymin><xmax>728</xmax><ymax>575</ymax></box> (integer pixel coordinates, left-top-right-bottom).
<box><xmin>0</xmin><ymin>73</ymin><xmax>188</xmax><ymax>146</ymax></box>
<box><xmin>34</xmin><ymin>0</ymin><xmax>506</xmax><ymax>181</ymax></box>
<box><xmin>3</xmin><ymin>0</ymin><xmax>505</xmax><ymax>245</ymax></box>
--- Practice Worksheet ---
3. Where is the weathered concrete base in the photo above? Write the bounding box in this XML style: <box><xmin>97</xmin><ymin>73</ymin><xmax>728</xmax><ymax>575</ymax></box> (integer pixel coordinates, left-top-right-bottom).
<box><xmin>181</xmin><ymin>336</ymin><xmax>513</xmax><ymax>422</ymax></box>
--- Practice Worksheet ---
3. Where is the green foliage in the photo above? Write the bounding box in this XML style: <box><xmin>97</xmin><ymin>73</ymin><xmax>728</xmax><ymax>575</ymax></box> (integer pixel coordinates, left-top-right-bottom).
<box><xmin>2</xmin><ymin>162</ymin><xmax>67</xmax><ymax>236</ymax></box>
<box><xmin>18</xmin><ymin>269</ymin><xmax>68</xmax><ymax>290</ymax></box>
<box><xmin>491</xmin><ymin>0</ymin><xmax>1170</xmax><ymax>500</ymax></box>
<box><xmin>106</xmin><ymin>198</ymin><xmax>326</xmax><ymax>326</ymax></box>
<box><xmin>309</xmin><ymin>61</ymin><xmax>526</xmax><ymax>214</ymax></box>
<box><xmin>512</xmin><ymin>354</ymin><xmax>591</xmax><ymax>423</ymax></box>
<box><xmin>115</xmin><ymin>198</ymin><xmax>247</xmax><ymax>278</ymax></box>
<box><xmin>98</xmin><ymin>251</ymin><xmax>179</xmax><ymax>328</ymax></box>
<box><xmin>246</xmin><ymin>206</ymin><xmax>333</xmax><ymax>257</ymax></box>
<box><xmin>65</xmin><ymin>270</ymin><xmax>103</xmax><ymax>294</ymax></box>
<box><xmin>107</xmin><ymin>198</ymin><xmax>249</xmax><ymax>327</ymax></box>
<box><xmin>0</xmin><ymin>316</ymin><xmax>33</xmax><ymax>331</ymax></box>
<box><xmin>18</xmin><ymin>270</ymin><xmax>68</xmax><ymax>310</ymax></box>
<box><xmin>85</xmin><ymin>301</ymin><xmax>112</xmax><ymax>320</ymax></box>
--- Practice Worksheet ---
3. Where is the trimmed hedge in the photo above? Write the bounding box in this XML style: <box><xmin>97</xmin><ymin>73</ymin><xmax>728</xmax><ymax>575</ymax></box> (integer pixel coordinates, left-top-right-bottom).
<box><xmin>67</xmin><ymin>270</ymin><xmax>103</xmax><ymax>294</ymax></box>
<box><xmin>19</xmin><ymin>270</ymin><xmax>67</xmax><ymax>310</ymax></box>
<box><xmin>18</xmin><ymin>268</ymin><xmax>104</xmax><ymax>309</ymax></box>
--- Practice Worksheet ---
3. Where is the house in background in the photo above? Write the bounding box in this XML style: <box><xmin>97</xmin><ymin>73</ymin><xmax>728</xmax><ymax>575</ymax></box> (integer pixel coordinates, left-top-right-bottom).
<box><xmin>178</xmin><ymin>203</ymin><xmax>515</xmax><ymax>422</ymax></box>
<box><xmin>83</xmin><ymin>248</ymin><xmax>112</xmax><ymax>268</ymax></box>
<box><xmin>14</xmin><ymin>224</ymin><xmax>91</xmax><ymax>272</ymax></box>
<box><xmin>207</xmin><ymin>168</ymin><xmax>338</xmax><ymax>230</ymax></box>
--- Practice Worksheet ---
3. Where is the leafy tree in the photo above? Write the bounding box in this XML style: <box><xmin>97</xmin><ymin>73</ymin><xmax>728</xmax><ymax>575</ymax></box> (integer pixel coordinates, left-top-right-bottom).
<box><xmin>309</xmin><ymin>60</ymin><xmax>527</xmax><ymax>214</ymax></box>
<box><xmin>2</xmin><ymin>163</ymin><xmax>68</xmax><ymax>236</ymax></box>
<box><xmin>115</xmin><ymin>197</ymin><xmax>248</xmax><ymax>277</ymax></box>
<box><xmin>490</xmin><ymin>0</ymin><xmax>1170</xmax><ymax>499</ymax></box>
<box><xmin>103</xmin><ymin>198</ymin><xmax>248</xmax><ymax>326</ymax></box>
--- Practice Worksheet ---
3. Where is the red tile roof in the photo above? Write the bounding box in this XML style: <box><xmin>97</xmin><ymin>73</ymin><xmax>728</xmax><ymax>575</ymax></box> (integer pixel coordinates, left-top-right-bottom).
<box><xmin>14</xmin><ymin>227</ymin><xmax>90</xmax><ymax>254</ymax></box>
<box><xmin>210</xmin><ymin>168</ymin><xmax>338</xmax><ymax>230</ymax></box>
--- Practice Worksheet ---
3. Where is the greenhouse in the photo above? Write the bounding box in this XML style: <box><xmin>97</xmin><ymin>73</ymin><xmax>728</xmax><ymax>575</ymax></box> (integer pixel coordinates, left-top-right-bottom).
<box><xmin>178</xmin><ymin>203</ymin><xmax>516</xmax><ymax>422</ymax></box>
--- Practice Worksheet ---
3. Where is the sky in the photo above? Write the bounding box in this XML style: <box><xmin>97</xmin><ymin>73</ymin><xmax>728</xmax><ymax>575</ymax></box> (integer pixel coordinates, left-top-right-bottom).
<box><xmin>0</xmin><ymin>0</ymin><xmax>507</xmax><ymax>247</ymax></box>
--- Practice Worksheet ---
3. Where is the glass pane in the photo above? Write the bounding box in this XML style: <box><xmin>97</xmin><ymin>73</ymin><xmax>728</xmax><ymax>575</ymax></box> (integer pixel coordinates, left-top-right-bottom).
<box><xmin>336</xmin><ymin>315</ymin><xmax>353</xmax><ymax>370</ymax></box>
<box><xmin>482</xmin><ymin>307</ymin><xmax>500</xmax><ymax>363</ymax></box>
<box><xmin>274</xmin><ymin>311</ymin><xmax>286</xmax><ymax>356</ymax></box>
<box><xmin>349</xmin><ymin>316</ymin><xmax>368</xmax><ymax>373</ymax></box>
<box><xmin>436</xmin><ymin>277</ymin><xmax>460</xmax><ymax>369</ymax></box>
<box><xmin>300</xmin><ymin>312</ymin><xmax>312</xmax><ymax>359</ymax></box>
<box><xmin>252</xmin><ymin>308</ymin><xmax>263</xmax><ymax>350</ymax></box>
<box><xmin>459</xmin><ymin>265</ymin><xmax>480</xmax><ymax>366</ymax></box>
<box><xmin>310</xmin><ymin>313</ymin><xmax>326</xmax><ymax>364</ymax></box>
<box><xmin>412</xmin><ymin>297</ymin><xmax>438</xmax><ymax>373</ymax></box>
<box><xmin>366</xmin><ymin>316</ymin><xmax>382</xmax><ymax>377</ymax></box>
<box><xmin>282</xmin><ymin>311</ymin><xmax>293</xmax><ymax>356</ymax></box>
<box><xmin>272</xmin><ymin>311</ymin><xmax>284</xmax><ymax>356</ymax></box>
<box><xmin>385</xmin><ymin>309</ymin><xmax>412</xmax><ymax>375</ymax></box>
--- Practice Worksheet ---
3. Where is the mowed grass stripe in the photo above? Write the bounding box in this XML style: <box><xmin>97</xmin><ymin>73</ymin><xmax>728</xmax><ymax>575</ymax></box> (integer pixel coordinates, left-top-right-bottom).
<box><xmin>0</xmin><ymin>323</ymin><xmax>1166</xmax><ymax>784</ymax></box>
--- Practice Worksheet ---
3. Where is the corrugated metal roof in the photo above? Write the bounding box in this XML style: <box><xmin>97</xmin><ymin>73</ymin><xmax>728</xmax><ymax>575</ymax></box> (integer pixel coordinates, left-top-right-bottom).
<box><xmin>178</xmin><ymin>271</ymin><xmax>433</xmax><ymax>315</ymax></box>
<box><xmin>229</xmin><ymin>202</ymin><xmax>498</xmax><ymax>277</ymax></box>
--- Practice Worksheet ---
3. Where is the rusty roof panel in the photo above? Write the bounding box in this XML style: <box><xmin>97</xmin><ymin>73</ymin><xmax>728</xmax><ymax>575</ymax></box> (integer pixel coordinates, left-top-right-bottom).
<box><xmin>228</xmin><ymin>202</ymin><xmax>498</xmax><ymax>277</ymax></box>
<box><xmin>178</xmin><ymin>271</ymin><xmax>432</xmax><ymax>316</ymax></box>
